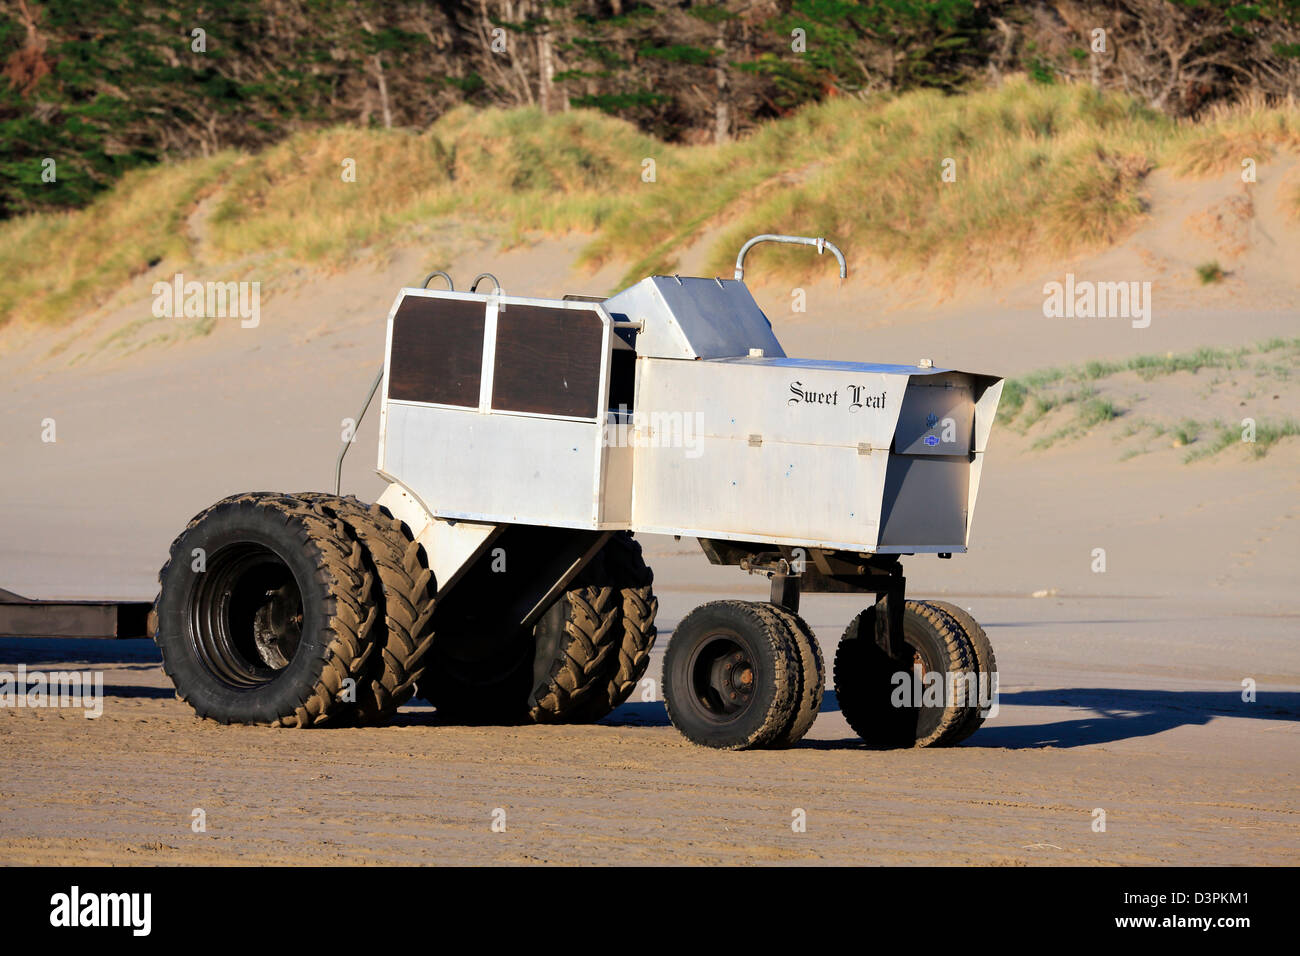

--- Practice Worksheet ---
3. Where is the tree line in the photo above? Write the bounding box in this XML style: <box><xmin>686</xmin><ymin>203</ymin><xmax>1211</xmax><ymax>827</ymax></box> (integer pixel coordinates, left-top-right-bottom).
<box><xmin>2</xmin><ymin>0</ymin><xmax>1297</xmax><ymax>218</ymax></box>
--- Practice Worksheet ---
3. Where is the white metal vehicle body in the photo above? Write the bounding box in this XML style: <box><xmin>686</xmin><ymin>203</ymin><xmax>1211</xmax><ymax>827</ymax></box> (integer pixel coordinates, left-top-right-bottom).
<box><xmin>371</xmin><ymin>266</ymin><xmax>1002</xmax><ymax>567</ymax></box>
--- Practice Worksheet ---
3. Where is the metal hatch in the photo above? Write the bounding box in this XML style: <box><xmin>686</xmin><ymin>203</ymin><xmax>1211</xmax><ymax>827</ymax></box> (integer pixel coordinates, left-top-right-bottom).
<box><xmin>601</xmin><ymin>276</ymin><xmax>785</xmax><ymax>361</ymax></box>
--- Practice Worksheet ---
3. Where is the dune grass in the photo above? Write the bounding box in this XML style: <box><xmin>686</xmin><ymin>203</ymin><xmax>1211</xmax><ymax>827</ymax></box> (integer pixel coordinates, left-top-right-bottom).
<box><xmin>0</xmin><ymin>155</ymin><xmax>235</xmax><ymax>329</ymax></box>
<box><xmin>1166</xmin><ymin>96</ymin><xmax>1300</xmax><ymax>177</ymax></box>
<box><xmin>1029</xmin><ymin>391</ymin><xmax>1123</xmax><ymax>450</ymax></box>
<box><xmin>1</xmin><ymin>77</ymin><xmax>1298</xmax><ymax>329</ymax></box>
<box><xmin>999</xmin><ymin>339</ymin><xmax>1300</xmax><ymax>459</ymax></box>
<box><xmin>204</xmin><ymin>107</ymin><xmax>661</xmax><ymax>264</ymax></box>
<box><xmin>1196</xmin><ymin>261</ymin><xmax>1226</xmax><ymax>284</ymax></box>
<box><xmin>1182</xmin><ymin>418</ymin><xmax>1300</xmax><ymax>462</ymax></box>
<box><xmin>1001</xmin><ymin>344</ymin><xmax>1278</xmax><ymax>426</ymax></box>
<box><xmin>657</xmin><ymin>86</ymin><xmax>1166</xmax><ymax>286</ymax></box>
<box><xmin>1286</xmin><ymin>168</ymin><xmax>1300</xmax><ymax>222</ymax></box>
<box><xmin>1000</xmin><ymin>340</ymin><xmax>1295</xmax><ymax>425</ymax></box>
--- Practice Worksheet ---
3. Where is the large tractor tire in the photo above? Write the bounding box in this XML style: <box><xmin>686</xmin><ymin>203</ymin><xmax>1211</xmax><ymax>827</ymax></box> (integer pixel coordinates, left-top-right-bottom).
<box><xmin>662</xmin><ymin>600</ymin><xmax>802</xmax><ymax>750</ymax></box>
<box><xmin>833</xmin><ymin>599</ymin><xmax>974</xmax><ymax>748</ymax></box>
<box><xmin>152</xmin><ymin>493</ymin><xmax>378</xmax><ymax>727</ymax></box>
<box><xmin>924</xmin><ymin>599</ymin><xmax>997</xmax><ymax>745</ymax></box>
<box><xmin>534</xmin><ymin>533</ymin><xmax>658</xmax><ymax>723</ymax></box>
<box><xmin>766</xmin><ymin>605</ymin><xmax>825</xmax><ymax>748</ymax></box>
<box><xmin>421</xmin><ymin>532</ymin><xmax>658</xmax><ymax>725</ymax></box>
<box><xmin>299</xmin><ymin>494</ymin><xmax>437</xmax><ymax>725</ymax></box>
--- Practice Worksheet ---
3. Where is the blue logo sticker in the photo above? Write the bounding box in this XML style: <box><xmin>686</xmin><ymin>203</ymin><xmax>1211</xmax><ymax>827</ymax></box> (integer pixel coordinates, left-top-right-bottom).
<box><xmin>924</xmin><ymin>435</ymin><xmax>940</xmax><ymax>446</ymax></box>
<box><xmin>926</xmin><ymin>412</ymin><xmax>939</xmax><ymax>429</ymax></box>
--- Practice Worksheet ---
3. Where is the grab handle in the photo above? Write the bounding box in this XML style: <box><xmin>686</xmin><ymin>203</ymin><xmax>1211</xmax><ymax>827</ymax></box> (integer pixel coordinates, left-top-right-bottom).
<box><xmin>470</xmin><ymin>273</ymin><xmax>503</xmax><ymax>295</ymax></box>
<box><xmin>734</xmin><ymin>234</ymin><xmax>846</xmax><ymax>282</ymax></box>
<box><xmin>420</xmin><ymin>270</ymin><xmax>454</xmax><ymax>291</ymax></box>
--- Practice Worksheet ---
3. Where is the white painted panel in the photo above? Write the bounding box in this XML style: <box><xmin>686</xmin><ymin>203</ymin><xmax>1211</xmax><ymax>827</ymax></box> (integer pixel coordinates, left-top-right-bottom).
<box><xmin>599</xmin><ymin>438</ymin><xmax>633</xmax><ymax>526</ymax></box>
<box><xmin>383</xmin><ymin>401</ymin><xmax>602</xmax><ymax>528</ymax></box>
<box><xmin>630</xmin><ymin>357</ymin><xmax>905</xmax><ymax>549</ymax></box>
<box><xmin>966</xmin><ymin>378</ymin><xmax>1005</xmax><ymax>545</ymax></box>
<box><xmin>629</xmin><ymin>358</ymin><xmax>992</xmax><ymax>551</ymax></box>
<box><xmin>633</xmin><ymin>435</ymin><xmax>889</xmax><ymax>549</ymax></box>
<box><xmin>375</xmin><ymin>482</ymin><xmax>502</xmax><ymax>596</ymax></box>
<box><xmin>636</xmin><ymin>357</ymin><xmax>905</xmax><ymax>450</ymax></box>
<box><xmin>894</xmin><ymin>376</ymin><xmax>974</xmax><ymax>455</ymax></box>
<box><xmin>972</xmin><ymin>378</ymin><xmax>1004</xmax><ymax>454</ymax></box>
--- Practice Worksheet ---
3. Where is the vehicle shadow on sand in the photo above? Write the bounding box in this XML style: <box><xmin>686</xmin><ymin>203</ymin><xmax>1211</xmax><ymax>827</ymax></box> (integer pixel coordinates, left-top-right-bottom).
<box><xmin>794</xmin><ymin>688</ymin><xmax>1300</xmax><ymax>750</ymax></box>
<box><xmin>0</xmin><ymin>638</ymin><xmax>174</xmax><ymax>699</ymax></box>
<box><xmin>7</xmin><ymin>640</ymin><xmax>1295</xmax><ymax>748</ymax></box>
<box><xmin>957</xmin><ymin>688</ymin><xmax>1300</xmax><ymax>749</ymax></box>
<box><xmin>605</xmin><ymin>688</ymin><xmax>1300</xmax><ymax>748</ymax></box>
<box><xmin>0</xmin><ymin>637</ymin><xmax>160</xmax><ymax>667</ymax></box>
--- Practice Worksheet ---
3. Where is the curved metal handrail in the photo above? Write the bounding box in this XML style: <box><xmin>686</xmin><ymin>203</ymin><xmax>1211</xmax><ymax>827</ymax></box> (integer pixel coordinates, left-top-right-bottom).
<box><xmin>470</xmin><ymin>272</ymin><xmax>503</xmax><ymax>295</ymax></box>
<box><xmin>421</xmin><ymin>270</ymin><xmax>455</xmax><ymax>291</ymax></box>
<box><xmin>734</xmin><ymin>234</ymin><xmax>847</xmax><ymax>282</ymax></box>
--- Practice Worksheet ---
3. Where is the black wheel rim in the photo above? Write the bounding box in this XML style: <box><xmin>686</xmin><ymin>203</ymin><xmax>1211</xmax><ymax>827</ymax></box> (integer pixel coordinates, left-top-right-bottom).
<box><xmin>189</xmin><ymin>543</ymin><xmax>304</xmax><ymax>688</ymax></box>
<box><xmin>686</xmin><ymin>628</ymin><xmax>756</xmax><ymax>722</ymax></box>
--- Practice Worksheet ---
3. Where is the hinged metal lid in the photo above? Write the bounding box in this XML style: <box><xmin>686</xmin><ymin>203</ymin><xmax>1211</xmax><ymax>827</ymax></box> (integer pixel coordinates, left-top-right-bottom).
<box><xmin>601</xmin><ymin>276</ymin><xmax>785</xmax><ymax>361</ymax></box>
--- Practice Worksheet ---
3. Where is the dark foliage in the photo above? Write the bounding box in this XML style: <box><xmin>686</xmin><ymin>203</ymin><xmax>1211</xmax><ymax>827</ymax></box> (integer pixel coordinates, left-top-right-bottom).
<box><xmin>1</xmin><ymin>0</ymin><xmax>1297</xmax><ymax>218</ymax></box>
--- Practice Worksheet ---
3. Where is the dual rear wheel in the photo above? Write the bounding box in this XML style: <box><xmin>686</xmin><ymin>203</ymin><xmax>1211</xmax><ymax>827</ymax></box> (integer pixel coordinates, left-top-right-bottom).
<box><xmin>418</xmin><ymin>532</ymin><xmax>658</xmax><ymax>724</ymax></box>
<box><xmin>662</xmin><ymin>598</ymin><xmax>995</xmax><ymax>750</ymax></box>
<box><xmin>152</xmin><ymin>493</ymin><xmax>382</xmax><ymax>727</ymax></box>
<box><xmin>153</xmin><ymin>493</ymin><xmax>657</xmax><ymax>728</ymax></box>
<box><xmin>833</xmin><ymin>599</ymin><xmax>994</xmax><ymax>749</ymax></box>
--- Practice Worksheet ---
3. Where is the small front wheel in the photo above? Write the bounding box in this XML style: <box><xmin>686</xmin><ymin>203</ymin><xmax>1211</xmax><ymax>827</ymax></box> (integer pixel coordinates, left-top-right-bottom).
<box><xmin>662</xmin><ymin>601</ymin><xmax>801</xmax><ymax>750</ymax></box>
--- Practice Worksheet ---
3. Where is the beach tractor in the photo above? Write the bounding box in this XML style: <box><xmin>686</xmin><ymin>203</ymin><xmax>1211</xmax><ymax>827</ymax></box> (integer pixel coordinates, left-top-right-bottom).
<box><xmin>152</xmin><ymin>235</ymin><xmax>1003</xmax><ymax>749</ymax></box>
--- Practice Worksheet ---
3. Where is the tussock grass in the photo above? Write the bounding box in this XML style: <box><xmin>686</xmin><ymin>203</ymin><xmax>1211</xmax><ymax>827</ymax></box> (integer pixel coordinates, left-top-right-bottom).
<box><xmin>0</xmin><ymin>155</ymin><xmax>235</xmax><ymax>327</ymax></box>
<box><xmin>1025</xmin><ymin>387</ymin><xmax>1121</xmax><ymax>449</ymax></box>
<box><xmin>1184</xmin><ymin>418</ymin><xmax>1300</xmax><ymax>462</ymax></box>
<box><xmin>207</xmin><ymin>108</ymin><xmax>662</xmax><ymax>264</ymax></box>
<box><xmin>1004</xmin><ymin>342</ymin><xmax>1270</xmax><ymax>409</ymax></box>
<box><xmin>1167</xmin><ymin>97</ymin><xmax>1300</xmax><ymax>177</ymax></box>
<box><xmin>1078</xmin><ymin>396</ymin><xmax>1122</xmax><ymax>427</ymax></box>
<box><xmin>1002</xmin><ymin>340</ymin><xmax>1300</xmax><ymax>460</ymax></box>
<box><xmin>1172</xmin><ymin>419</ymin><xmax>1204</xmax><ymax>447</ymax></box>
<box><xmin>689</xmin><ymin>87</ymin><xmax>1165</xmax><ymax>286</ymax></box>
<box><xmin>2</xmin><ymin>77</ymin><xmax>1298</xmax><ymax>328</ymax></box>
<box><xmin>1286</xmin><ymin>168</ymin><xmax>1300</xmax><ymax>222</ymax></box>
<box><xmin>1196</xmin><ymin>261</ymin><xmax>1226</xmax><ymax>284</ymax></box>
